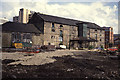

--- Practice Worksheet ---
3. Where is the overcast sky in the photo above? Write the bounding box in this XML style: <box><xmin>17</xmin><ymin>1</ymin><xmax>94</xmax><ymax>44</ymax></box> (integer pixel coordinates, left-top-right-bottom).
<box><xmin>0</xmin><ymin>0</ymin><xmax>119</xmax><ymax>34</ymax></box>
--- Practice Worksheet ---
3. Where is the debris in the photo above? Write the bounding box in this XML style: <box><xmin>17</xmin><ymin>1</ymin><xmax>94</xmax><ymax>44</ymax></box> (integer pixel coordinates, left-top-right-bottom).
<box><xmin>2</xmin><ymin>50</ymin><xmax>120</xmax><ymax>79</ymax></box>
<box><xmin>67</xmin><ymin>68</ymin><xmax>73</xmax><ymax>72</ymax></box>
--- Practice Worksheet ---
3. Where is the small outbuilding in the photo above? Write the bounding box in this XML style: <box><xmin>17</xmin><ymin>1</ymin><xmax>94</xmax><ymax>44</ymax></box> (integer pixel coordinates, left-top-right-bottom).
<box><xmin>2</xmin><ymin>22</ymin><xmax>43</xmax><ymax>48</ymax></box>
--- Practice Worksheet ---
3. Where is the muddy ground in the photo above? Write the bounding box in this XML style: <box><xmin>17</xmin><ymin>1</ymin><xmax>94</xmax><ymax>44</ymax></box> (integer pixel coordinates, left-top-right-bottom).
<box><xmin>2</xmin><ymin>50</ymin><xmax>120</xmax><ymax>80</ymax></box>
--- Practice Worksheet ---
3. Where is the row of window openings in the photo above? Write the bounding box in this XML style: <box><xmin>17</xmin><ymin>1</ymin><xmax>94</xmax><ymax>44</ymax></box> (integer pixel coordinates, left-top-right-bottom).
<box><xmin>11</xmin><ymin>33</ymin><xmax>32</xmax><ymax>43</ymax></box>
<box><xmin>95</xmin><ymin>29</ymin><xmax>102</xmax><ymax>32</ymax></box>
<box><xmin>52</xmin><ymin>23</ymin><xmax>63</xmax><ymax>28</ymax></box>
<box><xmin>51</xmin><ymin>35</ymin><xmax>102</xmax><ymax>41</ymax></box>
<box><xmin>87</xmin><ymin>33</ymin><xmax>102</xmax><ymax>36</ymax></box>
<box><xmin>52</xmin><ymin>23</ymin><xmax>103</xmax><ymax>33</ymax></box>
<box><xmin>52</xmin><ymin>23</ymin><xmax>63</xmax><ymax>32</ymax></box>
<box><xmin>51</xmin><ymin>23</ymin><xmax>76</xmax><ymax>32</ymax></box>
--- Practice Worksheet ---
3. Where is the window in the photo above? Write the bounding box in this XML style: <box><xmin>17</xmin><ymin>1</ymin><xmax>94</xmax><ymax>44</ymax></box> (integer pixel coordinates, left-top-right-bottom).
<box><xmin>59</xmin><ymin>30</ymin><xmax>63</xmax><ymax>42</ymax></box>
<box><xmin>83</xmin><ymin>24</ymin><xmax>87</xmax><ymax>37</ymax></box>
<box><xmin>52</xmin><ymin>23</ymin><xmax>54</xmax><ymax>28</ymax></box>
<box><xmin>95</xmin><ymin>34</ymin><xmax>97</xmax><ymax>40</ymax></box>
<box><xmin>52</xmin><ymin>29</ymin><xmax>55</xmax><ymax>32</ymax></box>
<box><xmin>48</xmin><ymin>43</ymin><xmax>51</xmax><ymax>45</ymax></box>
<box><xmin>12</xmin><ymin>32</ymin><xmax>21</xmax><ymax>43</ymax></box>
<box><xmin>51</xmin><ymin>23</ymin><xmax>55</xmax><ymax>32</ymax></box>
<box><xmin>51</xmin><ymin>36</ymin><xmax>55</xmax><ymax>39</ymax></box>
<box><xmin>60</xmin><ymin>25</ymin><xmax>63</xmax><ymax>27</ymax></box>
<box><xmin>23</xmin><ymin>33</ymin><xmax>32</xmax><ymax>43</ymax></box>
<box><xmin>60</xmin><ymin>30</ymin><xmax>63</xmax><ymax>37</ymax></box>
<box><xmin>95</xmin><ymin>29</ymin><xmax>97</xmax><ymax>31</ymax></box>
<box><xmin>11</xmin><ymin>32</ymin><xmax>32</xmax><ymax>44</ymax></box>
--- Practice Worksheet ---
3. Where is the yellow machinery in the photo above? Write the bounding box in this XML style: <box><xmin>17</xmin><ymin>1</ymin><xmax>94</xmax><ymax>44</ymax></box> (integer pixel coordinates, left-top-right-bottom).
<box><xmin>14</xmin><ymin>43</ymin><xmax>23</xmax><ymax>48</ymax></box>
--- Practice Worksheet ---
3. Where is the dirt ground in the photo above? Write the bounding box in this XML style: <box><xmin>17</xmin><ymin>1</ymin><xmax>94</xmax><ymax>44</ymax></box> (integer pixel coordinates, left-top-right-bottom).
<box><xmin>2</xmin><ymin>50</ymin><xmax>120</xmax><ymax>80</ymax></box>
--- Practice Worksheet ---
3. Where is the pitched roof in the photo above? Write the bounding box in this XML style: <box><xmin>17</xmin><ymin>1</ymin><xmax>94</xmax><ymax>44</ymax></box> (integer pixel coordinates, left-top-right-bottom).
<box><xmin>2</xmin><ymin>22</ymin><xmax>41</xmax><ymax>33</ymax></box>
<box><xmin>36</xmin><ymin>13</ymin><xmax>83</xmax><ymax>26</ymax></box>
<box><xmin>86</xmin><ymin>22</ymin><xmax>104</xmax><ymax>30</ymax></box>
<box><xmin>35</xmin><ymin>13</ymin><xmax>103</xmax><ymax>30</ymax></box>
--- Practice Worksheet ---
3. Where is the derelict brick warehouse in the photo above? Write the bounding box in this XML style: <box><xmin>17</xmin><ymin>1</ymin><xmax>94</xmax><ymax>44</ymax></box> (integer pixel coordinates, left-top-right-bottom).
<box><xmin>2</xmin><ymin>12</ymin><xmax>105</xmax><ymax>49</ymax></box>
<box><xmin>28</xmin><ymin>13</ymin><xmax>105</xmax><ymax>49</ymax></box>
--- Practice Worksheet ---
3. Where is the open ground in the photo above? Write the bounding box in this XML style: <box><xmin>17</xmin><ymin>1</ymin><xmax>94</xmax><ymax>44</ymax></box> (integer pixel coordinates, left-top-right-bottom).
<box><xmin>2</xmin><ymin>50</ymin><xmax>120</xmax><ymax>79</ymax></box>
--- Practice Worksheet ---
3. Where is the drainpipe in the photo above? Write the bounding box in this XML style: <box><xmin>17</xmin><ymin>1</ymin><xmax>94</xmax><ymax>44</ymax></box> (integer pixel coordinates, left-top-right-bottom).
<box><xmin>69</xmin><ymin>34</ymin><xmax>71</xmax><ymax>50</ymax></box>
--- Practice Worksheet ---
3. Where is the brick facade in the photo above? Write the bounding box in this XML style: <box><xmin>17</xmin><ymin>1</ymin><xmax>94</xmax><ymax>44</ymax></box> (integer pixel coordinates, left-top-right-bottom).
<box><xmin>2</xmin><ymin>32</ymin><xmax>12</xmax><ymax>47</ymax></box>
<box><xmin>2</xmin><ymin>12</ymin><xmax>105</xmax><ymax>49</ymax></box>
<box><xmin>103</xmin><ymin>27</ymin><xmax>114</xmax><ymax>48</ymax></box>
<box><xmin>43</xmin><ymin>21</ymin><xmax>78</xmax><ymax>48</ymax></box>
<box><xmin>88</xmin><ymin>29</ymin><xmax>105</xmax><ymax>48</ymax></box>
<box><xmin>32</xmin><ymin>34</ymin><xmax>44</xmax><ymax>46</ymax></box>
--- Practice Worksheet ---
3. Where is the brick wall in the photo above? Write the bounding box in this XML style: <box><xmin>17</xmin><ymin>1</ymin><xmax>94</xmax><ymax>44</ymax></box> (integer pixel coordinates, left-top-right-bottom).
<box><xmin>88</xmin><ymin>29</ymin><xmax>105</xmax><ymax>48</ymax></box>
<box><xmin>2</xmin><ymin>32</ymin><xmax>12</xmax><ymax>47</ymax></box>
<box><xmin>32</xmin><ymin>33</ymin><xmax>44</xmax><ymax>46</ymax></box>
<box><xmin>44</xmin><ymin>21</ymin><xmax>78</xmax><ymax>48</ymax></box>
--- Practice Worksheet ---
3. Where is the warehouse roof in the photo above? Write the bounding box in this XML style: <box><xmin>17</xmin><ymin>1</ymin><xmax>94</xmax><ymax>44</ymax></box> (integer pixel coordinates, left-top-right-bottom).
<box><xmin>33</xmin><ymin>12</ymin><xmax>103</xmax><ymax>30</ymax></box>
<box><xmin>87</xmin><ymin>23</ymin><xmax>104</xmax><ymax>30</ymax></box>
<box><xmin>36</xmin><ymin>12</ymin><xmax>83</xmax><ymax>26</ymax></box>
<box><xmin>2</xmin><ymin>22</ymin><xmax>41</xmax><ymax>33</ymax></box>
